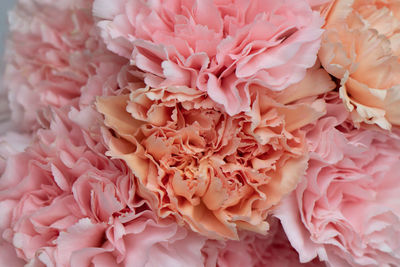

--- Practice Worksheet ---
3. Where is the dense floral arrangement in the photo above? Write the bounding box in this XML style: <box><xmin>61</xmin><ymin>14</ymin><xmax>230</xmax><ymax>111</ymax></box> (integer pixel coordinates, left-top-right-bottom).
<box><xmin>1</xmin><ymin>0</ymin><xmax>400</xmax><ymax>266</ymax></box>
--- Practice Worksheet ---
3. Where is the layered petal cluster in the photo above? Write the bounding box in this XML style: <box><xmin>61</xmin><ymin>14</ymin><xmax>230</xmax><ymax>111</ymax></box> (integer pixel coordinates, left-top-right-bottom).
<box><xmin>72</xmin><ymin>211</ymin><xmax>209</xmax><ymax>267</ymax></box>
<box><xmin>3</xmin><ymin>0</ymin><xmax>128</xmax><ymax>131</ymax></box>
<box><xmin>0</xmin><ymin>106</ymin><xmax>219</xmax><ymax>267</ymax></box>
<box><xmin>0</xmin><ymin>107</ymin><xmax>138</xmax><ymax>265</ymax></box>
<box><xmin>204</xmin><ymin>218</ymin><xmax>325</xmax><ymax>267</ymax></box>
<box><xmin>277</xmin><ymin>94</ymin><xmax>400</xmax><ymax>266</ymax></box>
<box><xmin>96</xmin><ymin>66</ymin><xmax>333</xmax><ymax>239</ymax></box>
<box><xmin>0</xmin><ymin>104</ymin><xmax>330</xmax><ymax>266</ymax></box>
<box><xmin>0</xmin><ymin>129</ymin><xmax>30</xmax><ymax>267</ymax></box>
<box><xmin>93</xmin><ymin>0</ymin><xmax>324</xmax><ymax>115</ymax></box>
<box><xmin>319</xmin><ymin>0</ymin><xmax>400</xmax><ymax>129</ymax></box>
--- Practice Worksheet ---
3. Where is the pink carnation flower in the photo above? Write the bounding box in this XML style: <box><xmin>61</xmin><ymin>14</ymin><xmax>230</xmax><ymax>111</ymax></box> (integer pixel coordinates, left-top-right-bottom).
<box><xmin>0</xmin><ymin>107</ymin><xmax>139</xmax><ymax>265</ymax></box>
<box><xmin>204</xmin><ymin>218</ymin><xmax>325</xmax><ymax>267</ymax></box>
<box><xmin>0</xmin><ymin>122</ymin><xmax>29</xmax><ymax>267</ymax></box>
<box><xmin>93</xmin><ymin>0</ymin><xmax>324</xmax><ymax>115</ymax></box>
<box><xmin>276</xmin><ymin>94</ymin><xmax>400</xmax><ymax>266</ymax></box>
<box><xmin>67</xmin><ymin>211</ymin><xmax>209</xmax><ymax>267</ymax></box>
<box><xmin>3</xmin><ymin>0</ymin><xmax>128</xmax><ymax>131</ymax></box>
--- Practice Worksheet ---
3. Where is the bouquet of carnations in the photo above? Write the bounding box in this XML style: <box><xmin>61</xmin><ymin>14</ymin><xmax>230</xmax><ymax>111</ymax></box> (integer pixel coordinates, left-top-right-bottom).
<box><xmin>1</xmin><ymin>0</ymin><xmax>400</xmax><ymax>266</ymax></box>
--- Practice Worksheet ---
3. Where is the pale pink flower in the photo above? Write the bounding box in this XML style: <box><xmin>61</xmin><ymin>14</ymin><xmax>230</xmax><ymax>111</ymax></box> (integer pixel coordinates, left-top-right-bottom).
<box><xmin>3</xmin><ymin>0</ymin><xmax>128</xmax><ymax>131</ymax></box>
<box><xmin>67</xmin><ymin>211</ymin><xmax>209</xmax><ymax>267</ymax></box>
<box><xmin>0</xmin><ymin>131</ymin><xmax>27</xmax><ymax>267</ymax></box>
<box><xmin>204</xmin><ymin>218</ymin><xmax>326</xmax><ymax>267</ymax></box>
<box><xmin>0</xmin><ymin>107</ymin><xmax>138</xmax><ymax>265</ymax></box>
<box><xmin>93</xmin><ymin>0</ymin><xmax>324</xmax><ymax>115</ymax></box>
<box><xmin>276</xmin><ymin>93</ymin><xmax>400</xmax><ymax>266</ymax></box>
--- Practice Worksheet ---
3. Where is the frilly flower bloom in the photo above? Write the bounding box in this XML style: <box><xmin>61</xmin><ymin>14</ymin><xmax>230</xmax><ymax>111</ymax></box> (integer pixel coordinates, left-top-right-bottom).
<box><xmin>203</xmin><ymin>218</ymin><xmax>325</xmax><ymax>267</ymax></box>
<box><xmin>96</xmin><ymin>66</ymin><xmax>334</xmax><ymax>239</ymax></box>
<box><xmin>67</xmin><ymin>211</ymin><xmax>210</xmax><ymax>267</ymax></box>
<box><xmin>276</xmin><ymin>95</ymin><xmax>400</xmax><ymax>266</ymax></box>
<box><xmin>319</xmin><ymin>0</ymin><xmax>400</xmax><ymax>130</ymax></box>
<box><xmin>3</xmin><ymin>0</ymin><xmax>128</xmax><ymax>131</ymax></box>
<box><xmin>93</xmin><ymin>0</ymin><xmax>325</xmax><ymax>115</ymax></box>
<box><xmin>0</xmin><ymin>106</ymin><xmax>322</xmax><ymax>267</ymax></box>
<box><xmin>0</xmin><ymin>131</ymin><xmax>30</xmax><ymax>267</ymax></box>
<box><xmin>0</xmin><ymin>107</ymin><xmax>140</xmax><ymax>265</ymax></box>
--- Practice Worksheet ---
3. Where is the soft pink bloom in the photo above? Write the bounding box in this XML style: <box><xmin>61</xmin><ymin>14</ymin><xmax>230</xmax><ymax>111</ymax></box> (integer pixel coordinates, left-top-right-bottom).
<box><xmin>3</xmin><ymin>0</ymin><xmax>128</xmax><ymax>131</ymax></box>
<box><xmin>93</xmin><ymin>0</ymin><xmax>324</xmax><ymax>115</ymax></box>
<box><xmin>0</xmin><ymin>132</ymin><xmax>28</xmax><ymax>267</ymax></box>
<box><xmin>96</xmin><ymin>66</ymin><xmax>333</xmax><ymax>239</ymax></box>
<box><xmin>67</xmin><ymin>211</ymin><xmax>209</xmax><ymax>267</ymax></box>
<box><xmin>276</xmin><ymin>93</ymin><xmax>400</xmax><ymax>266</ymax></box>
<box><xmin>204</xmin><ymin>218</ymin><xmax>326</xmax><ymax>267</ymax></box>
<box><xmin>0</xmin><ymin>107</ymin><xmax>138</xmax><ymax>265</ymax></box>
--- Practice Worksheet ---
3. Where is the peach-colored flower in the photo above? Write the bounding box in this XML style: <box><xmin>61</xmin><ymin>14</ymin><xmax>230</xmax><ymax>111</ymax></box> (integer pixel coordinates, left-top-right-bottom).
<box><xmin>276</xmin><ymin>94</ymin><xmax>400</xmax><ymax>266</ymax></box>
<box><xmin>96</xmin><ymin>66</ymin><xmax>334</xmax><ymax>239</ymax></box>
<box><xmin>93</xmin><ymin>0</ymin><xmax>324</xmax><ymax>115</ymax></box>
<box><xmin>319</xmin><ymin>0</ymin><xmax>400</xmax><ymax>130</ymax></box>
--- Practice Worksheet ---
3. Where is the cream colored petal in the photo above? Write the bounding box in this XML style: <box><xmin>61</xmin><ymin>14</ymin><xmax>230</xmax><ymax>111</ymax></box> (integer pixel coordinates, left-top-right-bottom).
<box><xmin>319</xmin><ymin>27</ymin><xmax>357</xmax><ymax>79</ymax></box>
<box><xmin>384</xmin><ymin>85</ymin><xmax>400</xmax><ymax>126</ymax></box>
<box><xmin>345</xmin><ymin>77</ymin><xmax>385</xmax><ymax>107</ymax></box>
<box><xmin>274</xmin><ymin>63</ymin><xmax>336</xmax><ymax>105</ymax></box>
<box><xmin>325</xmin><ymin>0</ymin><xmax>355</xmax><ymax>26</ymax></box>
<box><xmin>356</xmin><ymin>5</ymin><xmax>400</xmax><ymax>37</ymax></box>
<box><xmin>339</xmin><ymin>84</ymin><xmax>391</xmax><ymax>129</ymax></box>
<box><xmin>351</xmin><ymin>30</ymin><xmax>400</xmax><ymax>89</ymax></box>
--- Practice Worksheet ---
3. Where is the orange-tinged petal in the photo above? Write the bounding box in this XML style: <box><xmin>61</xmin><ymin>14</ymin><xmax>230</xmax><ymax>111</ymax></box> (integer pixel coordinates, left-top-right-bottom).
<box><xmin>96</xmin><ymin>80</ymin><xmax>329</xmax><ymax>239</ymax></box>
